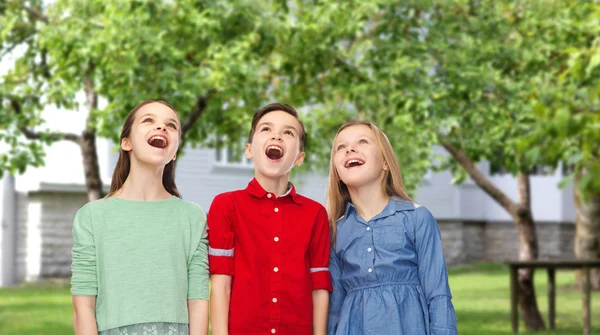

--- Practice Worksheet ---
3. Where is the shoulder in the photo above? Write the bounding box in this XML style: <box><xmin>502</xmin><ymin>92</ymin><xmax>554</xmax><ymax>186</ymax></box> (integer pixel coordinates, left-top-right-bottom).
<box><xmin>75</xmin><ymin>198</ymin><xmax>111</xmax><ymax>218</ymax></box>
<box><xmin>209</xmin><ymin>191</ymin><xmax>240</xmax><ymax>212</ymax></box>
<box><xmin>174</xmin><ymin>198</ymin><xmax>206</xmax><ymax>218</ymax></box>
<box><xmin>295</xmin><ymin>193</ymin><xmax>327</xmax><ymax>215</ymax></box>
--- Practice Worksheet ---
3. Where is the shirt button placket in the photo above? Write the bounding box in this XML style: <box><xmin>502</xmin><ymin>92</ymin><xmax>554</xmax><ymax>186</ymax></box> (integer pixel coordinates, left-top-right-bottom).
<box><xmin>269</xmin><ymin>202</ymin><xmax>282</xmax><ymax>332</ymax></box>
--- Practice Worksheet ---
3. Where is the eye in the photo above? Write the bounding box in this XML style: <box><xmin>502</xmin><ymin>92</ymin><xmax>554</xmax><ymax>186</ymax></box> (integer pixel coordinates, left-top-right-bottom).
<box><xmin>336</xmin><ymin>144</ymin><xmax>346</xmax><ymax>151</ymax></box>
<box><xmin>168</xmin><ymin>123</ymin><xmax>178</xmax><ymax>130</ymax></box>
<box><xmin>359</xmin><ymin>139</ymin><xmax>368</xmax><ymax>144</ymax></box>
<box><xmin>142</xmin><ymin>117</ymin><xmax>153</xmax><ymax>123</ymax></box>
<box><xmin>284</xmin><ymin>130</ymin><xmax>294</xmax><ymax>136</ymax></box>
<box><xmin>260</xmin><ymin>126</ymin><xmax>270</xmax><ymax>132</ymax></box>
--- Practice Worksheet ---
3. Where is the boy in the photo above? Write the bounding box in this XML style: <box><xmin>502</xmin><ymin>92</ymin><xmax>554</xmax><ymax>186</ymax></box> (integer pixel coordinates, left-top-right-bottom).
<box><xmin>208</xmin><ymin>103</ymin><xmax>332</xmax><ymax>335</ymax></box>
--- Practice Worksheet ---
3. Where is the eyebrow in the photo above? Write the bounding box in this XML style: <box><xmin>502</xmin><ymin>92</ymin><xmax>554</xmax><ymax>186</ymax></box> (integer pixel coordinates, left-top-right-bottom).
<box><xmin>256</xmin><ymin>122</ymin><xmax>299</xmax><ymax>132</ymax></box>
<box><xmin>140</xmin><ymin>113</ymin><xmax>179</xmax><ymax>125</ymax></box>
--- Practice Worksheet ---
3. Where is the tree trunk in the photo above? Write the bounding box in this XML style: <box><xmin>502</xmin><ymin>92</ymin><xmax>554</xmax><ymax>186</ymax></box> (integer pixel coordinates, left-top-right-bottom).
<box><xmin>81</xmin><ymin>69</ymin><xmax>103</xmax><ymax>201</ymax></box>
<box><xmin>80</xmin><ymin>129</ymin><xmax>103</xmax><ymax>201</ymax></box>
<box><xmin>440</xmin><ymin>142</ymin><xmax>546</xmax><ymax>330</ymax></box>
<box><xmin>514</xmin><ymin>173</ymin><xmax>545</xmax><ymax>330</ymax></box>
<box><xmin>574</xmin><ymin>170</ymin><xmax>600</xmax><ymax>289</ymax></box>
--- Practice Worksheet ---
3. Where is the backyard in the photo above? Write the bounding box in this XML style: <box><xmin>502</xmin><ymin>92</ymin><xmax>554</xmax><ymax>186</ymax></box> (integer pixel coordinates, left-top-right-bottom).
<box><xmin>0</xmin><ymin>263</ymin><xmax>598</xmax><ymax>335</ymax></box>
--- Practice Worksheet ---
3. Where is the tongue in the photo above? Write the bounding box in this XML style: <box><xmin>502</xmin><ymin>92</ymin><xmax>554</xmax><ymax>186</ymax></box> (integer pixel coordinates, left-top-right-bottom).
<box><xmin>266</xmin><ymin>148</ymin><xmax>283</xmax><ymax>160</ymax></box>
<box><xmin>148</xmin><ymin>138</ymin><xmax>165</xmax><ymax>148</ymax></box>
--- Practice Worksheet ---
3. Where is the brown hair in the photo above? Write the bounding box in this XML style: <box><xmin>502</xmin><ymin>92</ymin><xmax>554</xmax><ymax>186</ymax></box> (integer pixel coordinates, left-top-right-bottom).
<box><xmin>106</xmin><ymin>99</ymin><xmax>181</xmax><ymax>198</ymax></box>
<box><xmin>247</xmin><ymin>103</ymin><xmax>307</xmax><ymax>151</ymax></box>
<box><xmin>326</xmin><ymin>121</ymin><xmax>413</xmax><ymax>244</ymax></box>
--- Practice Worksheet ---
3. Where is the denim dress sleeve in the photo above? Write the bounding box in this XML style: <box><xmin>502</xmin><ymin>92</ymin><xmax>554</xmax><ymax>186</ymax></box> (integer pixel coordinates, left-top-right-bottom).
<box><xmin>327</xmin><ymin>246</ymin><xmax>346</xmax><ymax>335</ymax></box>
<box><xmin>415</xmin><ymin>206</ymin><xmax>458</xmax><ymax>334</ymax></box>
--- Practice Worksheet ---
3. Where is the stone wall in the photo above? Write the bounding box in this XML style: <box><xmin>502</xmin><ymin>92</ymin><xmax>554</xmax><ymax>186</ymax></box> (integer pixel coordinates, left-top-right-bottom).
<box><xmin>9</xmin><ymin>190</ymin><xmax>577</xmax><ymax>283</ymax></box>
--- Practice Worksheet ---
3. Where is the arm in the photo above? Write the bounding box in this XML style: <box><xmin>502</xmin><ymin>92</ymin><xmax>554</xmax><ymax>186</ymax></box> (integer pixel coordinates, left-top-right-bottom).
<box><xmin>72</xmin><ymin>296</ymin><xmax>98</xmax><ymax>335</ymax></box>
<box><xmin>188</xmin><ymin>299</ymin><xmax>209</xmax><ymax>335</ymax></box>
<box><xmin>308</xmin><ymin>207</ymin><xmax>334</xmax><ymax>334</ymax></box>
<box><xmin>207</xmin><ymin>194</ymin><xmax>236</xmax><ymax>335</ymax></box>
<box><xmin>313</xmin><ymin>290</ymin><xmax>329</xmax><ymax>335</ymax></box>
<box><xmin>327</xmin><ymin>248</ymin><xmax>346</xmax><ymax>335</ymax></box>
<box><xmin>70</xmin><ymin>206</ymin><xmax>99</xmax><ymax>334</ymax></box>
<box><xmin>415</xmin><ymin>206</ymin><xmax>458</xmax><ymax>334</ymax></box>
<box><xmin>210</xmin><ymin>274</ymin><xmax>232</xmax><ymax>335</ymax></box>
<box><xmin>188</xmin><ymin>209</ymin><xmax>210</xmax><ymax>335</ymax></box>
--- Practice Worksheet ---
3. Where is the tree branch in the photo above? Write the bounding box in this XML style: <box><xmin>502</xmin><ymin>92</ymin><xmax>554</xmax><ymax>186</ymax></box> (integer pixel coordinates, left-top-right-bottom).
<box><xmin>21</xmin><ymin>3</ymin><xmax>49</xmax><ymax>24</ymax></box>
<box><xmin>181</xmin><ymin>90</ymin><xmax>216</xmax><ymax>142</ymax></box>
<box><xmin>10</xmin><ymin>98</ymin><xmax>81</xmax><ymax>144</ymax></box>
<box><xmin>440</xmin><ymin>140</ymin><xmax>521</xmax><ymax>216</ymax></box>
<box><xmin>83</xmin><ymin>62</ymin><xmax>98</xmax><ymax>131</ymax></box>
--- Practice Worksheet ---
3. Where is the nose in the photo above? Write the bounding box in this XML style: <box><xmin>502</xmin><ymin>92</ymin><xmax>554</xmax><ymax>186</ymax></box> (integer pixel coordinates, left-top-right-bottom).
<box><xmin>345</xmin><ymin>147</ymin><xmax>356</xmax><ymax>154</ymax></box>
<box><xmin>271</xmin><ymin>133</ymin><xmax>282</xmax><ymax>141</ymax></box>
<box><xmin>156</xmin><ymin>124</ymin><xmax>167</xmax><ymax>132</ymax></box>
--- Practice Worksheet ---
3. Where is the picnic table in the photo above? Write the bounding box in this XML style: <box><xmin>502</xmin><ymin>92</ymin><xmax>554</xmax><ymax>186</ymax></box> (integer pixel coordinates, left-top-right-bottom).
<box><xmin>505</xmin><ymin>259</ymin><xmax>600</xmax><ymax>335</ymax></box>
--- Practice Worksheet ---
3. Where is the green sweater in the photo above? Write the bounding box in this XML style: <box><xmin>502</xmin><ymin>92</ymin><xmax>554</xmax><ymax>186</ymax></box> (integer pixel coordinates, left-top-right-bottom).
<box><xmin>71</xmin><ymin>196</ymin><xmax>209</xmax><ymax>332</ymax></box>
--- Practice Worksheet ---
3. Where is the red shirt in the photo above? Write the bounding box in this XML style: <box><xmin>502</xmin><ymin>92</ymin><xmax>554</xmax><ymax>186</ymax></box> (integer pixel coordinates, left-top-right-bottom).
<box><xmin>208</xmin><ymin>178</ymin><xmax>332</xmax><ymax>335</ymax></box>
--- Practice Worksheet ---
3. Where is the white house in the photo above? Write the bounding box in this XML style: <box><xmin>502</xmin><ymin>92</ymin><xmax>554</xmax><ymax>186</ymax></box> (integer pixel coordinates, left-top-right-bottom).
<box><xmin>0</xmin><ymin>108</ymin><xmax>577</xmax><ymax>287</ymax></box>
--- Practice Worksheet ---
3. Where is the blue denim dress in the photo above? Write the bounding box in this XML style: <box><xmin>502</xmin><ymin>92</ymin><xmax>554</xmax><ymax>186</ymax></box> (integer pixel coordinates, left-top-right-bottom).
<box><xmin>328</xmin><ymin>199</ymin><xmax>457</xmax><ymax>335</ymax></box>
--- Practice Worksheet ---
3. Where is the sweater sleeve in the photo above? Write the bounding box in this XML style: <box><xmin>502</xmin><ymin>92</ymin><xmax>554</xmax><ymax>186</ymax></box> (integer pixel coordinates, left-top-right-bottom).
<box><xmin>188</xmin><ymin>207</ymin><xmax>209</xmax><ymax>300</ymax></box>
<box><xmin>71</xmin><ymin>205</ymin><xmax>98</xmax><ymax>296</ymax></box>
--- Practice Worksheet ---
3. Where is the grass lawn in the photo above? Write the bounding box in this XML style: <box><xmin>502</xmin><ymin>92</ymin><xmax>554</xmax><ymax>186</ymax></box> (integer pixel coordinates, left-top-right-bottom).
<box><xmin>0</xmin><ymin>263</ymin><xmax>598</xmax><ymax>334</ymax></box>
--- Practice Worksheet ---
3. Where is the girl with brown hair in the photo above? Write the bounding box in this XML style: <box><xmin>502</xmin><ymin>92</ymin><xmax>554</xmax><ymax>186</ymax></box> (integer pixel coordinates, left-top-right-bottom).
<box><xmin>71</xmin><ymin>100</ymin><xmax>209</xmax><ymax>335</ymax></box>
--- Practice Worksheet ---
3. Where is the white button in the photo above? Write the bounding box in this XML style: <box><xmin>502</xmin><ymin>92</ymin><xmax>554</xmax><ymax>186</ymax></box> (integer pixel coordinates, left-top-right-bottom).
<box><xmin>368</xmin><ymin>268</ymin><xmax>373</xmax><ymax>273</ymax></box>
<box><xmin>274</xmin><ymin>207</ymin><xmax>279</xmax><ymax>212</ymax></box>
<box><xmin>271</xmin><ymin>329</ymin><xmax>276</xmax><ymax>334</ymax></box>
<box><xmin>274</xmin><ymin>237</ymin><xmax>279</xmax><ymax>242</ymax></box>
<box><xmin>267</xmin><ymin>193</ymin><xmax>272</xmax><ymax>198</ymax></box>
<box><xmin>366</xmin><ymin>227</ymin><xmax>371</xmax><ymax>231</ymax></box>
<box><xmin>274</xmin><ymin>267</ymin><xmax>279</xmax><ymax>272</ymax></box>
<box><xmin>272</xmin><ymin>297</ymin><xmax>278</xmax><ymax>303</ymax></box>
<box><xmin>367</xmin><ymin>247</ymin><xmax>372</xmax><ymax>252</ymax></box>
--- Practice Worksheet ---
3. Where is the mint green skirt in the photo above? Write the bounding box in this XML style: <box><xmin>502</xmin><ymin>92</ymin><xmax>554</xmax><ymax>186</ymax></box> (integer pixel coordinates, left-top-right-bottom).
<box><xmin>99</xmin><ymin>323</ymin><xmax>188</xmax><ymax>335</ymax></box>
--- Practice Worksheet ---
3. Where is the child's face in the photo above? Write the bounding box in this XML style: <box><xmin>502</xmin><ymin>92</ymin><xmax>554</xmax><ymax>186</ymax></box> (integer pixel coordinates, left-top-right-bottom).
<box><xmin>245</xmin><ymin>110</ymin><xmax>305</xmax><ymax>179</ymax></box>
<box><xmin>333</xmin><ymin>125</ymin><xmax>387</xmax><ymax>188</ymax></box>
<box><xmin>121</xmin><ymin>102</ymin><xmax>180</xmax><ymax>167</ymax></box>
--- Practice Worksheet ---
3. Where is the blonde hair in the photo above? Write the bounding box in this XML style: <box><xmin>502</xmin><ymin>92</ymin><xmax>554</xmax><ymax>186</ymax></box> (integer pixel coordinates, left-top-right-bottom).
<box><xmin>326</xmin><ymin>121</ymin><xmax>413</xmax><ymax>244</ymax></box>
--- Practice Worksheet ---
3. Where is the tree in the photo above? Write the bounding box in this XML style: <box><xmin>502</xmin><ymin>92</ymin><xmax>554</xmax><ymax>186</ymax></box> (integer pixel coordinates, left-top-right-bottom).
<box><xmin>518</xmin><ymin>1</ymin><xmax>600</xmax><ymax>289</ymax></box>
<box><xmin>277</xmin><ymin>0</ymin><xmax>549</xmax><ymax>329</ymax></box>
<box><xmin>0</xmin><ymin>0</ymin><xmax>291</xmax><ymax>201</ymax></box>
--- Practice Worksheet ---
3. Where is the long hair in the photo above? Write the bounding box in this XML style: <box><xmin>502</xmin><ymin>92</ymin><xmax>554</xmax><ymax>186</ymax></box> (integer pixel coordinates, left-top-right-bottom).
<box><xmin>326</xmin><ymin>121</ymin><xmax>413</xmax><ymax>244</ymax></box>
<box><xmin>106</xmin><ymin>99</ymin><xmax>181</xmax><ymax>198</ymax></box>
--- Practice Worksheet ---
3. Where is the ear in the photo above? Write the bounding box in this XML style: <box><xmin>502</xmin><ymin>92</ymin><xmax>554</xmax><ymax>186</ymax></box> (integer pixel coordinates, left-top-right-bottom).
<box><xmin>294</xmin><ymin>151</ymin><xmax>305</xmax><ymax>167</ymax></box>
<box><xmin>383</xmin><ymin>161</ymin><xmax>389</xmax><ymax>171</ymax></box>
<box><xmin>245</xmin><ymin>143</ymin><xmax>253</xmax><ymax>159</ymax></box>
<box><xmin>121</xmin><ymin>137</ymin><xmax>132</xmax><ymax>152</ymax></box>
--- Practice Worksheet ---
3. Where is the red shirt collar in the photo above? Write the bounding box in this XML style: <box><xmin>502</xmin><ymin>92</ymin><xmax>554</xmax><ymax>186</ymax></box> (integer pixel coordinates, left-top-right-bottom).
<box><xmin>246</xmin><ymin>178</ymin><xmax>304</xmax><ymax>204</ymax></box>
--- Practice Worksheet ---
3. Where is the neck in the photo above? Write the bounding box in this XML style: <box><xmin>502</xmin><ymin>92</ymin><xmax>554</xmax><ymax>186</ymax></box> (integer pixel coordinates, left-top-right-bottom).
<box><xmin>116</xmin><ymin>158</ymin><xmax>172</xmax><ymax>201</ymax></box>
<box><xmin>254</xmin><ymin>172</ymin><xmax>290</xmax><ymax>197</ymax></box>
<box><xmin>348</xmin><ymin>181</ymin><xmax>389</xmax><ymax>222</ymax></box>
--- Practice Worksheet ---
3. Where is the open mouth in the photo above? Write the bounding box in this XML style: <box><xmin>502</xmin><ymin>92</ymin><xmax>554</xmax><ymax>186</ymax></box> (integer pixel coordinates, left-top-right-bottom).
<box><xmin>265</xmin><ymin>145</ymin><xmax>284</xmax><ymax>160</ymax></box>
<box><xmin>344</xmin><ymin>159</ymin><xmax>365</xmax><ymax>168</ymax></box>
<box><xmin>147</xmin><ymin>135</ymin><xmax>168</xmax><ymax>149</ymax></box>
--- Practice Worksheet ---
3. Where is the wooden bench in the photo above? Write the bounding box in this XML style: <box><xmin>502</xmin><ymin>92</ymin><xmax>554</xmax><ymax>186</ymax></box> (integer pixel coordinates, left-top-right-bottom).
<box><xmin>505</xmin><ymin>260</ymin><xmax>600</xmax><ymax>335</ymax></box>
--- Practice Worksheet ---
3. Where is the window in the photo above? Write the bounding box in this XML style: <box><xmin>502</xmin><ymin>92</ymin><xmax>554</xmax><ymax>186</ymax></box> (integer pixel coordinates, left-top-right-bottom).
<box><xmin>214</xmin><ymin>139</ymin><xmax>253</xmax><ymax>167</ymax></box>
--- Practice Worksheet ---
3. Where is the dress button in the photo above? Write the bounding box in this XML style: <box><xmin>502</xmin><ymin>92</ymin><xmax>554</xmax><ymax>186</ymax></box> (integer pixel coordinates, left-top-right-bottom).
<box><xmin>274</xmin><ymin>237</ymin><xmax>279</xmax><ymax>242</ymax></box>
<box><xmin>272</xmin><ymin>297</ymin><xmax>278</xmax><ymax>303</ymax></box>
<box><xmin>368</xmin><ymin>268</ymin><xmax>373</xmax><ymax>273</ymax></box>
<box><xmin>274</xmin><ymin>267</ymin><xmax>279</xmax><ymax>272</ymax></box>
<box><xmin>267</xmin><ymin>193</ymin><xmax>272</xmax><ymax>198</ymax></box>
<box><xmin>274</xmin><ymin>207</ymin><xmax>279</xmax><ymax>212</ymax></box>
<box><xmin>367</xmin><ymin>247</ymin><xmax>372</xmax><ymax>252</ymax></box>
<box><xmin>366</xmin><ymin>226</ymin><xmax>371</xmax><ymax>231</ymax></box>
<box><xmin>271</xmin><ymin>329</ymin><xmax>276</xmax><ymax>334</ymax></box>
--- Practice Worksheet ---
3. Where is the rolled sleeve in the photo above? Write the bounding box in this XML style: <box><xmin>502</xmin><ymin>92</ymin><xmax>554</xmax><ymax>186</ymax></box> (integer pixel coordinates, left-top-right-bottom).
<box><xmin>71</xmin><ymin>205</ymin><xmax>98</xmax><ymax>296</ymax></box>
<box><xmin>327</xmin><ymin>247</ymin><xmax>346</xmax><ymax>335</ymax></box>
<box><xmin>308</xmin><ymin>207</ymin><xmax>332</xmax><ymax>292</ymax></box>
<box><xmin>415</xmin><ymin>206</ymin><xmax>458</xmax><ymax>334</ymax></box>
<box><xmin>207</xmin><ymin>194</ymin><xmax>236</xmax><ymax>276</ymax></box>
<box><xmin>188</xmin><ymin>210</ymin><xmax>209</xmax><ymax>300</ymax></box>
